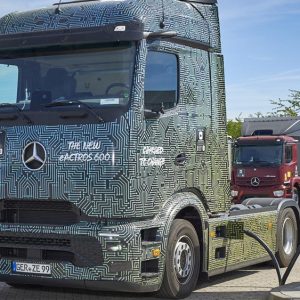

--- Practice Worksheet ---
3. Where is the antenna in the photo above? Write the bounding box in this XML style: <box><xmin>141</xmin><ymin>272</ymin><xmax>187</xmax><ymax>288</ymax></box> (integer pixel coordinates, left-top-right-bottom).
<box><xmin>160</xmin><ymin>0</ymin><xmax>165</xmax><ymax>29</ymax></box>
<box><xmin>55</xmin><ymin>0</ymin><xmax>63</xmax><ymax>14</ymax></box>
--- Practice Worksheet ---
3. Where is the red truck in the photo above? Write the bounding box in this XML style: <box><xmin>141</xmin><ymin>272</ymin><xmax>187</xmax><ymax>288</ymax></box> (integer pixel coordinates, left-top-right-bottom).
<box><xmin>231</xmin><ymin>117</ymin><xmax>300</xmax><ymax>204</ymax></box>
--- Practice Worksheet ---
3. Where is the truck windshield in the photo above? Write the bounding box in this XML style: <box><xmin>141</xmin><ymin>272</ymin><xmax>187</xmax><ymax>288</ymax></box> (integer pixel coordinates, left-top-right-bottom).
<box><xmin>234</xmin><ymin>144</ymin><xmax>283</xmax><ymax>166</ymax></box>
<box><xmin>0</xmin><ymin>42</ymin><xmax>135</xmax><ymax>111</ymax></box>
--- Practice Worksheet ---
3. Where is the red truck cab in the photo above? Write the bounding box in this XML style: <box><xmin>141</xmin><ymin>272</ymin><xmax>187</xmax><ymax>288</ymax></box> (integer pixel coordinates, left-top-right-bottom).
<box><xmin>231</xmin><ymin>135</ymin><xmax>300</xmax><ymax>203</ymax></box>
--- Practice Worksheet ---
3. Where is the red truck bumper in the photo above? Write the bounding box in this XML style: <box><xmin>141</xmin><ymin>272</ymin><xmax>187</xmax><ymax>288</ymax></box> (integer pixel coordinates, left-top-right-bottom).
<box><xmin>231</xmin><ymin>185</ymin><xmax>292</xmax><ymax>204</ymax></box>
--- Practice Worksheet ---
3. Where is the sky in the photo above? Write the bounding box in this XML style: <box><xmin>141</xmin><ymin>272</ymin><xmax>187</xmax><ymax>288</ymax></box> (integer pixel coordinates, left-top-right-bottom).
<box><xmin>0</xmin><ymin>0</ymin><xmax>299</xmax><ymax>119</ymax></box>
<box><xmin>218</xmin><ymin>0</ymin><xmax>300</xmax><ymax>119</ymax></box>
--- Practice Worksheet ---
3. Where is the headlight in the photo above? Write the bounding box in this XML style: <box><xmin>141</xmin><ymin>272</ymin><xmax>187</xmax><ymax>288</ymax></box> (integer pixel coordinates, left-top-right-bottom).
<box><xmin>231</xmin><ymin>190</ymin><xmax>239</xmax><ymax>197</ymax></box>
<box><xmin>273</xmin><ymin>190</ymin><xmax>284</xmax><ymax>197</ymax></box>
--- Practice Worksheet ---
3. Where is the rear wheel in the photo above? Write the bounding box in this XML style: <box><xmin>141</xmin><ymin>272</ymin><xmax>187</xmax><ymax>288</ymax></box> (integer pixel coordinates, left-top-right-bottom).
<box><xmin>276</xmin><ymin>208</ymin><xmax>298</xmax><ymax>267</ymax></box>
<box><xmin>158</xmin><ymin>219</ymin><xmax>200</xmax><ymax>299</ymax></box>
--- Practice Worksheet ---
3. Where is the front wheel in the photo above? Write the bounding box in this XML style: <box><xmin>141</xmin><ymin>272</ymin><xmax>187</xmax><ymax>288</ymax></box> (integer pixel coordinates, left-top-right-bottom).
<box><xmin>276</xmin><ymin>208</ymin><xmax>298</xmax><ymax>267</ymax></box>
<box><xmin>158</xmin><ymin>219</ymin><xmax>200</xmax><ymax>299</ymax></box>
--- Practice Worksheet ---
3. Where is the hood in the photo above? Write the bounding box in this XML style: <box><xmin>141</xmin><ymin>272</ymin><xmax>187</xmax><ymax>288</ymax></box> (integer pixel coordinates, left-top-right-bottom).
<box><xmin>0</xmin><ymin>121</ymin><xmax>138</xmax><ymax>219</ymax></box>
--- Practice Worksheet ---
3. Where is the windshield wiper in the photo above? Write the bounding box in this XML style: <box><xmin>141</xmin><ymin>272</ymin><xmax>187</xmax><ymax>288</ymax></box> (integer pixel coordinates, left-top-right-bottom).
<box><xmin>0</xmin><ymin>103</ymin><xmax>33</xmax><ymax>124</ymax></box>
<box><xmin>46</xmin><ymin>99</ymin><xmax>104</xmax><ymax>123</ymax></box>
<box><xmin>235</xmin><ymin>161</ymin><xmax>252</xmax><ymax>165</ymax></box>
<box><xmin>255</xmin><ymin>160</ymin><xmax>277</xmax><ymax>166</ymax></box>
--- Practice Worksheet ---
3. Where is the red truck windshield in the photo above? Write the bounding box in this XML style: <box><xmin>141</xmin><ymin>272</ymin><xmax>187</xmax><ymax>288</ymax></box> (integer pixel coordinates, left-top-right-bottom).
<box><xmin>234</xmin><ymin>144</ymin><xmax>283</xmax><ymax>166</ymax></box>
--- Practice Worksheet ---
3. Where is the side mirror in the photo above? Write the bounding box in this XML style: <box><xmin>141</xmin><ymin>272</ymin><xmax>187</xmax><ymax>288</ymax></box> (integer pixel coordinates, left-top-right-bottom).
<box><xmin>144</xmin><ymin>104</ymin><xmax>165</xmax><ymax>120</ymax></box>
<box><xmin>144</xmin><ymin>109</ymin><xmax>160</xmax><ymax>120</ymax></box>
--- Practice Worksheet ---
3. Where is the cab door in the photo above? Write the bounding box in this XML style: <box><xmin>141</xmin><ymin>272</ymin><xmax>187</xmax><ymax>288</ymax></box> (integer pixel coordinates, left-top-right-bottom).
<box><xmin>285</xmin><ymin>143</ymin><xmax>298</xmax><ymax>194</ymax></box>
<box><xmin>138</xmin><ymin>49</ymin><xmax>187</xmax><ymax>210</ymax></box>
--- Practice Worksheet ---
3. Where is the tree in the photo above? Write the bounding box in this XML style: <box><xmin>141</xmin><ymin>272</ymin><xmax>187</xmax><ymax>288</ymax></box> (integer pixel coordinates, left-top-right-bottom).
<box><xmin>270</xmin><ymin>90</ymin><xmax>300</xmax><ymax>117</ymax></box>
<box><xmin>227</xmin><ymin>90</ymin><xmax>300</xmax><ymax>139</ymax></box>
<box><xmin>227</xmin><ymin>116</ymin><xmax>242</xmax><ymax>139</ymax></box>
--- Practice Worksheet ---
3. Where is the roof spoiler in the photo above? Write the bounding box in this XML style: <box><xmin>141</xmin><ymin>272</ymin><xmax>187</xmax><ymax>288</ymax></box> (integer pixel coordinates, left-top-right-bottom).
<box><xmin>179</xmin><ymin>0</ymin><xmax>217</xmax><ymax>4</ymax></box>
<box><xmin>0</xmin><ymin>21</ymin><xmax>144</xmax><ymax>52</ymax></box>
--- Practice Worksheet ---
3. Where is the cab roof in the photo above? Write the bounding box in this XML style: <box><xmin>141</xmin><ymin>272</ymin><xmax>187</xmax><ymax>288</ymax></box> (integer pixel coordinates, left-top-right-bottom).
<box><xmin>0</xmin><ymin>0</ymin><xmax>221</xmax><ymax>51</ymax></box>
<box><xmin>237</xmin><ymin>135</ymin><xmax>297</xmax><ymax>144</ymax></box>
<box><xmin>53</xmin><ymin>0</ymin><xmax>217</xmax><ymax>4</ymax></box>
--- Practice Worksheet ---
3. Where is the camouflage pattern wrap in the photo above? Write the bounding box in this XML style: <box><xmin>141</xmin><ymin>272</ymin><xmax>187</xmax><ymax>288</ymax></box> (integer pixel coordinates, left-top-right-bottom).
<box><xmin>208</xmin><ymin>210</ymin><xmax>277</xmax><ymax>274</ymax></box>
<box><xmin>0</xmin><ymin>0</ymin><xmax>291</xmax><ymax>293</ymax></box>
<box><xmin>0</xmin><ymin>0</ymin><xmax>230</xmax><ymax>218</ymax></box>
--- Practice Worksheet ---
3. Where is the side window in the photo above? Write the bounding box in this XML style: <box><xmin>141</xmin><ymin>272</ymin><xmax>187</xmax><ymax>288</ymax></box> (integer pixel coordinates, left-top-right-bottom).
<box><xmin>144</xmin><ymin>52</ymin><xmax>178</xmax><ymax>112</ymax></box>
<box><xmin>0</xmin><ymin>64</ymin><xmax>18</xmax><ymax>103</ymax></box>
<box><xmin>285</xmin><ymin>145</ymin><xmax>293</xmax><ymax>163</ymax></box>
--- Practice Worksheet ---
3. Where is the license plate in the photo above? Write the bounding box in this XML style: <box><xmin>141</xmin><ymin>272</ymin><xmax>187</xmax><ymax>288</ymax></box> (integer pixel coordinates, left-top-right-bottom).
<box><xmin>12</xmin><ymin>262</ymin><xmax>51</xmax><ymax>275</ymax></box>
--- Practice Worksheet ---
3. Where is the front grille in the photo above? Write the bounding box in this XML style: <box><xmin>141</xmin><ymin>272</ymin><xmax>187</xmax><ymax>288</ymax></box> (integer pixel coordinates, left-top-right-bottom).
<box><xmin>0</xmin><ymin>248</ymin><xmax>75</xmax><ymax>265</ymax></box>
<box><xmin>3</xmin><ymin>200</ymin><xmax>72</xmax><ymax>211</ymax></box>
<box><xmin>0</xmin><ymin>200</ymin><xmax>98</xmax><ymax>226</ymax></box>
<box><xmin>42</xmin><ymin>250</ymin><xmax>74</xmax><ymax>263</ymax></box>
<box><xmin>0</xmin><ymin>236</ymin><xmax>71</xmax><ymax>248</ymax></box>
<box><xmin>0</xmin><ymin>247</ymin><xmax>27</xmax><ymax>259</ymax></box>
<box><xmin>0</xmin><ymin>233</ymin><xmax>103</xmax><ymax>267</ymax></box>
<box><xmin>236</xmin><ymin>177</ymin><xmax>278</xmax><ymax>187</ymax></box>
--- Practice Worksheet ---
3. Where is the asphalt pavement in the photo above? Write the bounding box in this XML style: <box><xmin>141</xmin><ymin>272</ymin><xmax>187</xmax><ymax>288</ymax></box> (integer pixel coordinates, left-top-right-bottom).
<box><xmin>1</xmin><ymin>260</ymin><xmax>300</xmax><ymax>300</ymax></box>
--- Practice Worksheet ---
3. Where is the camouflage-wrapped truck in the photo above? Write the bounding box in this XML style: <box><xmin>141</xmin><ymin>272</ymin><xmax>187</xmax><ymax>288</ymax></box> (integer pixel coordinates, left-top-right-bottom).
<box><xmin>0</xmin><ymin>0</ymin><xmax>297</xmax><ymax>298</ymax></box>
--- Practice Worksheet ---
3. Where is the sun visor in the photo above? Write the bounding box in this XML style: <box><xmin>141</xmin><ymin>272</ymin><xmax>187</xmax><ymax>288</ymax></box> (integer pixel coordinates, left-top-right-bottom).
<box><xmin>0</xmin><ymin>21</ymin><xmax>144</xmax><ymax>52</ymax></box>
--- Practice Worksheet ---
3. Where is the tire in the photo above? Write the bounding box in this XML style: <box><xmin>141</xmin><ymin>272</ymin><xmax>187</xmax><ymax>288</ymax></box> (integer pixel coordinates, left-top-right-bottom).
<box><xmin>276</xmin><ymin>208</ymin><xmax>298</xmax><ymax>267</ymax></box>
<box><xmin>292</xmin><ymin>188</ymin><xmax>299</xmax><ymax>204</ymax></box>
<box><xmin>158</xmin><ymin>219</ymin><xmax>200</xmax><ymax>299</ymax></box>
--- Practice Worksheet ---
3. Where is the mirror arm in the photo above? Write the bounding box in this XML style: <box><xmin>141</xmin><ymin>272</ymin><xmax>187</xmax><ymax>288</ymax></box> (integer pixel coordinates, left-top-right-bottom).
<box><xmin>144</xmin><ymin>109</ymin><xmax>160</xmax><ymax>119</ymax></box>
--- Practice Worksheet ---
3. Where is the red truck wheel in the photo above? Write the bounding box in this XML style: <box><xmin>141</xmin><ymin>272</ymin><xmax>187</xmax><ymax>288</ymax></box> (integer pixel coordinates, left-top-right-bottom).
<box><xmin>276</xmin><ymin>208</ymin><xmax>298</xmax><ymax>267</ymax></box>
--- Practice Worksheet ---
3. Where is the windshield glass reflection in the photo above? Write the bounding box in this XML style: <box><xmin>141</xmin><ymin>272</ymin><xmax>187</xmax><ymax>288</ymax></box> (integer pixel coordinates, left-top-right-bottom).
<box><xmin>234</xmin><ymin>144</ymin><xmax>283</xmax><ymax>166</ymax></box>
<box><xmin>0</xmin><ymin>42</ymin><xmax>135</xmax><ymax>111</ymax></box>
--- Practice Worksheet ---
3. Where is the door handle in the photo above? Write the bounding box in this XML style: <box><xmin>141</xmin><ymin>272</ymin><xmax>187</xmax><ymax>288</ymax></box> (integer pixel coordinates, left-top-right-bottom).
<box><xmin>175</xmin><ymin>153</ymin><xmax>187</xmax><ymax>166</ymax></box>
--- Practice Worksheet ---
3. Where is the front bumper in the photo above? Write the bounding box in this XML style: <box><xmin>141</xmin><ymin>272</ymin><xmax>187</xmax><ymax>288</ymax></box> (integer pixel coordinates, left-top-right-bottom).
<box><xmin>0</xmin><ymin>221</ymin><xmax>163</xmax><ymax>293</ymax></box>
<box><xmin>0</xmin><ymin>275</ymin><xmax>160</xmax><ymax>293</ymax></box>
<box><xmin>231</xmin><ymin>185</ymin><xmax>289</xmax><ymax>203</ymax></box>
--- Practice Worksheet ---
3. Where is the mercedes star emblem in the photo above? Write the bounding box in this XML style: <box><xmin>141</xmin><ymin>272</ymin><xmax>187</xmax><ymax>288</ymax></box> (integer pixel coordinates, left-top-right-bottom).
<box><xmin>251</xmin><ymin>177</ymin><xmax>260</xmax><ymax>187</ymax></box>
<box><xmin>23</xmin><ymin>142</ymin><xmax>47</xmax><ymax>171</ymax></box>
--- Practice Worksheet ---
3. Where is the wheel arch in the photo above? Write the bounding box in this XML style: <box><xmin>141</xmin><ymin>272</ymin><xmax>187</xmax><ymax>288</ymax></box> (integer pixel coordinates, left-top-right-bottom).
<box><xmin>277</xmin><ymin>200</ymin><xmax>300</xmax><ymax>246</ymax></box>
<box><xmin>156</xmin><ymin>192</ymin><xmax>209</xmax><ymax>275</ymax></box>
<box><xmin>242</xmin><ymin>198</ymin><xmax>300</xmax><ymax>247</ymax></box>
<box><xmin>293</xmin><ymin>182</ymin><xmax>300</xmax><ymax>190</ymax></box>
<box><xmin>292</xmin><ymin>182</ymin><xmax>300</xmax><ymax>201</ymax></box>
<box><xmin>174</xmin><ymin>206</ymin><xmax>206</xmax><ymax>275</ymax></box>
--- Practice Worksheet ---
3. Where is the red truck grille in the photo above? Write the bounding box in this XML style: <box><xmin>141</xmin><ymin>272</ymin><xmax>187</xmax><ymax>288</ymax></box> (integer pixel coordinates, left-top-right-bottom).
<box><xmin>236</xmin><ymin>177</ymin><xmax>277</xmax><ymax>187</ymax></box>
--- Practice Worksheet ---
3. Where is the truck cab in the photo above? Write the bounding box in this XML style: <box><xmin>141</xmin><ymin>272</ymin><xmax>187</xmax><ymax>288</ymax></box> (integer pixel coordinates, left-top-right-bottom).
<box><xmin>0</xmin><ymin>0</ymin><xmax>232</xmax><ymax>297</ymax></box>
<box><xmin>231</xmin><ymin>134</ymin><xmax>300</xmax><ymax>203</ymax></box>
<box><xmin>0</xmin><ymin>2</ymin><xmax>299</xmax><ymax>299</ymax></box>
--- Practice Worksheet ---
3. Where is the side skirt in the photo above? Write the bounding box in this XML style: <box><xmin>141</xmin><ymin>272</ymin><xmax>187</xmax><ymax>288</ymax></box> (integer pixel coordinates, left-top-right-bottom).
<box><xmin>208</xmin><ymin>255</ymin><xmax>270</xmax><ymax>277</ymax></box>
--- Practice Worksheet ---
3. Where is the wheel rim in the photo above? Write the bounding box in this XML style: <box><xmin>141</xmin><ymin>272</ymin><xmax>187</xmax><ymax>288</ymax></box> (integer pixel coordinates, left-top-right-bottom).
<box><xmin>282</xmin><ymin>217</ymin><xmax>294</xmax><ymax>255</ymax></box>
<box><xmin>173</xmin><ymin>235</ymin><xmax>194</xmax><ymax>284</ymax></box>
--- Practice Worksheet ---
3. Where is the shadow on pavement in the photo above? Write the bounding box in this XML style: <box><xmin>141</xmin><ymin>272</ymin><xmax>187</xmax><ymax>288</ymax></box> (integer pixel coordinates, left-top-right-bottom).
<box><xmin>191</xmin><ymin>291</ymin><xmax>267</xmax><ymax>300</ymax></box>
<box><xmin>4</xmin><ymin>263</ymin><xmax>274</xmax><ymax>300</ymax></box>
<box><xmin>5</xmin><ymin>283</ymin><xmax>158</xmax><ymax>300</ymax></box>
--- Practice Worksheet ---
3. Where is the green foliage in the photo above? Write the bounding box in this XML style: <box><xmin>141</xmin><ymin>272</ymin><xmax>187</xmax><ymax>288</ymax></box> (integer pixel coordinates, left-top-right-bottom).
<box><xmin>270</xmin><ymin>90</ymin><xmax>300</xmax><ymax>117</ymax></box>
<box><xmin>227</xmin><ymin>90</ymin><xmax>300</xmax><ymax>139</ymax></box>
<box><xmin>247</xmin><ymin>112</ymin><xmax>266</xmax><ymax>118</ymax></box>
<box><xmin>227</xmin><ymin>116</ymin><xmax>242</xmax><ymax>139</ymax></box>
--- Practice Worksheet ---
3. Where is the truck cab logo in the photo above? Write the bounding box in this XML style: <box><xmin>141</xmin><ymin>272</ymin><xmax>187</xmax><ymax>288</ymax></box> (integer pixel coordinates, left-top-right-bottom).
<box><xmin>251</xmin><ymin>177</ymin><xmax>260</xmax><ymax>187</ymax></box>
<box><xmin>22</xmin><ymin>142</ymin><xmax>47</xmax><ymax>171</ymax></box>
